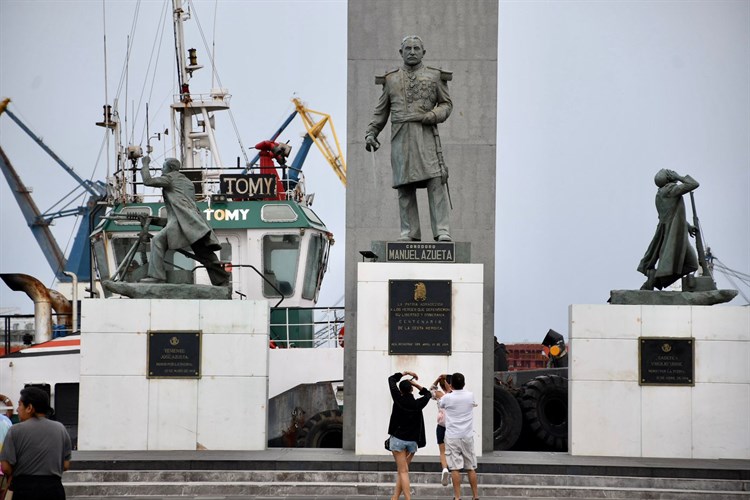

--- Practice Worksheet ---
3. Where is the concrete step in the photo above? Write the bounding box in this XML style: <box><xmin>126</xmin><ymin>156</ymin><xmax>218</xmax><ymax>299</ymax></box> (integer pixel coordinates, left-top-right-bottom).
<box><xmin>62</xmin><ymin>470</ymin><xmax>750</xmax><ymax>499</ymax></box>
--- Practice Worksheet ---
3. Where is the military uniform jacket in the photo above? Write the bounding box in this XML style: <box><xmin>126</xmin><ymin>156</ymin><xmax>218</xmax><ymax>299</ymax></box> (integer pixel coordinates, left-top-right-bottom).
<box><xmin>366</xmin><ymin>64</ymin><xmax>452</xmax><ymax>188</ymax></box>
<box><xmin>142</xmin><ymin>169</ymin><xmax>220</xmax><ymax>251</ymax></box>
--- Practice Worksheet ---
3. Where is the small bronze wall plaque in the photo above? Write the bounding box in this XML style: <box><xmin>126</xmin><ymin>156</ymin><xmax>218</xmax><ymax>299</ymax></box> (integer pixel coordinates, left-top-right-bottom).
<box><xmin>389</xmin><ymin>280</ymin><xmax>451</xmax><ymax>355</ymax></box>
<box><xmin>639</xmin><ymin>337</ymin><xmax>694</xmax><ymax>386</ymax></box>
<box><xmin>385</xmin><ymin>242</ymin><xmax>455</xmax><ymax>263</ymax></box>
<box><xmin>148</xmin><ymin>331</ymin><xmax>201</xmax><ymax>379</ymax></box>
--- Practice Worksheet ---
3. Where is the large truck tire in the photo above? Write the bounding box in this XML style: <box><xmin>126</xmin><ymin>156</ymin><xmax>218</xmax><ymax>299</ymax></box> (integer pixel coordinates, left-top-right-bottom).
<box><xmin>493</xmin><ymin>384</ymin><xmax>522</xmax><ymax>450</ymax></box>
<box><xmin>519</xmin><ymin>374</ymin><xmax>568</xmax><ymax>450</ymax></box>
<box><xmin>296</xmin><ymin>409</ymin><xmax>343</xmax><ymax>448</ymax></box>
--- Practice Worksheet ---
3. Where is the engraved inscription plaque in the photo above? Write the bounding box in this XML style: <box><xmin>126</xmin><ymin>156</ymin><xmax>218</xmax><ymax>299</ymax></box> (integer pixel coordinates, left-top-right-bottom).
<box><xmin>639</xmin><ymin>337</ymin><xmax>694</xmax><ymax>386</ymax></box>
<box><xmin>148</xmin><ymin>331</ymin><xmax>201</xmax><ymax>378</ymax></box>
<box><xmin>389</xmin><ymin>280</ymin><xmax>451</xmax><ymax>355</ymax></box>
<box><xmin>386</xmin><ymin>242</ymin><xmax>455</xmax><ymax>263</ymax></box>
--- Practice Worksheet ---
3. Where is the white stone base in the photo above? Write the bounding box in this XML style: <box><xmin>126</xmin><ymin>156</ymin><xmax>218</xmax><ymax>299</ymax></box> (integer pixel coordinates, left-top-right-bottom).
<box><xmin>569</xmin><ymin>304</ymin><xmax>749</xmax><ymax>459</ymax></box>
<box><xmin>77</xmin><ymin>299</ymin><xmax>269</xmax><ymax>451</ymax></box>
<box><xmin>355</xmin><ymin>263</ymin><xmax>484</xmax><ymax>456</ymax></box>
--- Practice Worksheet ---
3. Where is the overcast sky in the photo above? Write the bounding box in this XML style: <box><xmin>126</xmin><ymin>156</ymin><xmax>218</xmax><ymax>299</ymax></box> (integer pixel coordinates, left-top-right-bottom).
<box><xmin>1</xmin><ymin>1</ymin><xmax>748</xmax><ymax>344</ymax></box>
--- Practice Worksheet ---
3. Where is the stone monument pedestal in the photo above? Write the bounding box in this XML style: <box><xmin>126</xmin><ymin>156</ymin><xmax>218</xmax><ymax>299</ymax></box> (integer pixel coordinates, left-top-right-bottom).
<box><xmin>569</xmin><ymin>304</ymin><xmax>749</xmax><ymax>459</ymax></box>
<box><xmin>78</xmin><ymin>299</ymin><xmax>270</xmax><ymax>451</ymax></box>
<box><xmin>355</xmin><ymin>261</ymin><xmax>484</xmax><ymax>456</ymax></box>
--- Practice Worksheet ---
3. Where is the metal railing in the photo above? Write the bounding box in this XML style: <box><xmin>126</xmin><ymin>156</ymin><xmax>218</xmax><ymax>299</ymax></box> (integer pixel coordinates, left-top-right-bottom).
<box><xmin>270</xmin><ymin>307</ymin><xmax>344</xmax><ymax>349</ymax></box>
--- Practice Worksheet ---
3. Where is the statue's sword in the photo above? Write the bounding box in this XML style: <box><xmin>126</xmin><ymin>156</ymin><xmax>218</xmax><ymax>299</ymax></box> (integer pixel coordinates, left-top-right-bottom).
<box><xmin>370</xmin><ymin>150</ymin><xmax>378</xmax><ymax>185</ymax></box>
<box><xmin>432</xmin><ymin>125</ymin><xmax>452</xmax><ymax>209</ymax></box>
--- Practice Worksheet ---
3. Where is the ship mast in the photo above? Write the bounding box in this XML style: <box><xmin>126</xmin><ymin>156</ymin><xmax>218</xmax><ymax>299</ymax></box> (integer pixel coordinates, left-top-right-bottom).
<box><xmin>171</xmin><ymin>0</ymin><xmax>229</xmax><ymax>172</ymax></box>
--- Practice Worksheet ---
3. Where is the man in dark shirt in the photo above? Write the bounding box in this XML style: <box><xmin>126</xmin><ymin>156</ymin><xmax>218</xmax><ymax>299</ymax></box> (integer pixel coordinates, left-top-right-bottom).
<box><xmin>0</xmin><ymin>387</ymin><xmax>72</xmax><ymax>500</ymax></box>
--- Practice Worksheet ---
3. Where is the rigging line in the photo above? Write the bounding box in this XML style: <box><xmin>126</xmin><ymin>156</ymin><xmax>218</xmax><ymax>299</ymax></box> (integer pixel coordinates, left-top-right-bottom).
<box><xmin>715</xmin><ymin>270</ymin><xmax>750</xmax><ymax>288</ymax></box>
<box><xmin>713</xmin><ymin>258</ymin><xmax>750</xmax><ymax>280</ymax></box>
<box><xmin>48</xmin><ymin>213</ymin><xmax>81</xmax><ymax>292</ymax></box>
<box><xmin>212</xmin><ymin>0</ymin><xmax>218</xmax><ymax>89</ymax></box>
<box><xmin>101</xmin><ymin>0</ymin><xmax>110</xmax><ymax>179</ymax></box>
<box><xmin>41</xmin><ymin>185</ymin><xmax>87</xmax><ymax>217</ymax></box>
<box><xmin>712</xmin><ymin>264</ymin><xmax>750</xmax><ymax>282</ymax></box>
<box><xmin>5</xmin><ymin>102</ymin><xmax>90</xmax><ymax>189</ymax></box>
<box><xmin>114</xmin><ymin>0</ymin><xmax>143</xmax><ymax>101</ymax></box>
<box><xmin>172</xmin><ymin>3</ymin><xmax>183</xmax><ymax>90</ymax></box>
<box><xmin>187</xmin><ymin>0</ymin><xmax>250</xmax><ymax>165</ymax></box>
<box><xmin>137</xmin><ymin>0</ymin><xmax>171</xmax><ymax>146</ymax></box>
<box><xmin>717</xmin><ymin>271</ymin><xmax>750</xmax><ymax>304</ymax></box>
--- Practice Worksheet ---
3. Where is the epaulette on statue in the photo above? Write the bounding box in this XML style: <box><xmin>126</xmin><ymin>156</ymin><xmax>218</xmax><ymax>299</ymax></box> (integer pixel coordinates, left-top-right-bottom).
<box><xmin>427</xmin><ymin>66</ymin><xmax>453</xmax><ymax>82</ymax></box>
<box><xmin>375</xmin><ymin>68</ymin><xmax>399</xmax><ymax>85</ymax></box>
<box><xmin>375</xmin><ymin>67</ymin><xmax>452</xmax><ymax>85</ymax></box>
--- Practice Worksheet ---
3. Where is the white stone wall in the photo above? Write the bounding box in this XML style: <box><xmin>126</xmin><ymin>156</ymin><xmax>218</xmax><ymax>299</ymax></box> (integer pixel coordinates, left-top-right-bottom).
<box><xmin>268</xmin><ymin>348</ymin><xmax>343</xmax><ymax>399</ymax></box>
<box><xmin>570</xmin><ymin>304</ymin><xmax>750</xmax><ymax>459</ymax></box>
<box><xmin>355</xmin><ymin>262</ymin><xmax>484</xmax><ymax>456</ymax></box>
<box><xmin>78</xmin><ymin>299</ymin><xmax>269</xmax><ymax>451</ymax></box>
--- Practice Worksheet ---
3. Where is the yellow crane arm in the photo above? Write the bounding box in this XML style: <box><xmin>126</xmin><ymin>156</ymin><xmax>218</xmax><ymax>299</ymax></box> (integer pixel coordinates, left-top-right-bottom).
<box><xmin>292</xmin><ymin>97</ymin><xmax>346</xmax><ymax>186</ymax></box>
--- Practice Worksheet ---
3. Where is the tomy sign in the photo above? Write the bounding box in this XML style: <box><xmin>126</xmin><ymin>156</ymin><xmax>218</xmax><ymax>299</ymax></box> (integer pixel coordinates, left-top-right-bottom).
<box><xmin>220</xmin><ymin>174</ymin><xmax>277</xmax><ymax>199</ymax></box>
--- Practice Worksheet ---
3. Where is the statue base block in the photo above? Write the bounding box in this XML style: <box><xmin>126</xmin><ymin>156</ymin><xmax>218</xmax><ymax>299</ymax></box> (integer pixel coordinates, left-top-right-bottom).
<box><xmin>609</xmin><ymin>289</ymin><xmax>737</xmax><ymax>305</ymax></box>
<box><xmin>103</xmin><ymin>280</ymin><xmax>231</xmax><ymax>300</ymax></box>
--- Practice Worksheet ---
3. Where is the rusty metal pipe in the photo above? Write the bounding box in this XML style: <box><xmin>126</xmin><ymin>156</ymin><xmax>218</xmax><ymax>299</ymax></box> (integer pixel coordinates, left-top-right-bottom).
<box><xmin>63</xmin><ymin>271</ymin><xmax>78</xmax><ymax>333</ymax></box>
<box><xmin>49</xmin><ymin>289</ymin><xmax>73</xmax><ymax>334</ymax></box>
<box><xmin>0</xmin><ymin>273</ymin><xmax>53</xmax><ymax>343</ymax></box>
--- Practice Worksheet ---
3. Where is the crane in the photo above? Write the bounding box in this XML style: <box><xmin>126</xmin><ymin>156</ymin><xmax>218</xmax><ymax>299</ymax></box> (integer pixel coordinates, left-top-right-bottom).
<box><xmin>244</xmin><ymin>98</ymin><xmax>346</xmax><ymax>187</ymax></box>
<box><xmin>291</xmin><ymin>97</ymin><xmax>346</xmax><ymax>186</ymax></box>
<box><xmin>0</xmin><ymin>98</ymin><xmax>107</xmax><ymax>282</ymax></box>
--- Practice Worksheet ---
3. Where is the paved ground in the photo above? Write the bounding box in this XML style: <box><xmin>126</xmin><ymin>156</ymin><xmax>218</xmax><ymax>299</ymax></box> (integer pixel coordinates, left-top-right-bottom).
<box><xmin>70</xmin><ymin>447</ymin><xmax>750</xmax><ymax>472</ymax></box>
<box><xmin>68</xmin><ymin>497</ymin><xmax>615</xmax><ymax>500</ymax></box>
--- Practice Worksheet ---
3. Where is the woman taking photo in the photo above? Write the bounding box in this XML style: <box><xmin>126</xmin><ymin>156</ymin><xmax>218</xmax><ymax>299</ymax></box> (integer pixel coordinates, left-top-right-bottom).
<box><xmin>387</xmin><ymin>371</ymin><xmax>431</xmax><ymax>500</ymax></box>
<box><xmin>430</xmin><ymin>373</ymin><xmax>453</xmax><ymax>486</ymax></box>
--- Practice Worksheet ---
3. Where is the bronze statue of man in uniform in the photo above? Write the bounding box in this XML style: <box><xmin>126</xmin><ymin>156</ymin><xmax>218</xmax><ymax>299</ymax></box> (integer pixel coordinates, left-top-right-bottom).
<box><xmin>140</xmin><ymin>156</ymin><xmax>229</xmax><ymax>286</ymax></box>
<box><xmin>365</xmin><ymin>35</ymin><xmax>453</xmax><ymax>242</ymax></box>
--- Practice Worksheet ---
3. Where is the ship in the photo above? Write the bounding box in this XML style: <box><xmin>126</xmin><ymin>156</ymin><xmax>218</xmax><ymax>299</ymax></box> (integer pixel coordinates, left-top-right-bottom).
<box><xmin>0</xmin><ymin>0</ymin><xmax>346</xmax><ymax>449</ymax></box>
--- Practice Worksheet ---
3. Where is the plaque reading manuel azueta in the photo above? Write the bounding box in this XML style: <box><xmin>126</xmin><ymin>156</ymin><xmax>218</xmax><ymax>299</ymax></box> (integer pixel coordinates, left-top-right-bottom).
<box><xmin>389</xmin><ymin>280</ymin><xmax>451</xmax><ymax>355</ymax></box>
<box><xmin>639</xmin><ymin>337</ymin><xmax>694</xmax><ymax>386</ymax></box>
<box><xmin>386</xmin><ymin>242</ymin><xmax>455</xmax><ymax>263</ymax></box>
<box><xmin>148</xmin><ymin>331</ymin><xmax>201</xmax><ymax>378</ymax></box>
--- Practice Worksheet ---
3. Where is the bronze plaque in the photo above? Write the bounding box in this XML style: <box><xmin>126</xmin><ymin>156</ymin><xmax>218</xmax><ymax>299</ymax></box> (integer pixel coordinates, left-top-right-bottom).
<box><xmin>389</xmin><ymin>280</ymin><xmax>451</xmax><ymax>355</ymax></box>
<box><xmin>148</xmin><ymin>331</ymin><xmax>201</xmax><ymax>378</ymax></box>
<box><xmin>639</xmin><ymin>337</ymin><xmax>694</xmax><ymax>386</ymax></box>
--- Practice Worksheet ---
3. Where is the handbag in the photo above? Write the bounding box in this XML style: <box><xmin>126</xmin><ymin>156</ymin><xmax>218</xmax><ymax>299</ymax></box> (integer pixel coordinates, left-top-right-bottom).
<box><xmin>384</xmin><ymin>436</ymin><xmax>391</xmax><ymax>451</ymax></box>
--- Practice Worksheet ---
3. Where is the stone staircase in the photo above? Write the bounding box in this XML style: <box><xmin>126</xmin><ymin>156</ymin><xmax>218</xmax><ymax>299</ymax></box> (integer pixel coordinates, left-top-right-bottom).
<box><xmin>63</xmin><ymin>469</ymin><xmax>750</xmax><ymax>499</ymax></box>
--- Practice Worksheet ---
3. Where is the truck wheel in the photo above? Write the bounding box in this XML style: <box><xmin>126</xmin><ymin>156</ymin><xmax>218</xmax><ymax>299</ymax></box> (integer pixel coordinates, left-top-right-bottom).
<box><xmin>493</xmin><ymin>384</ymin><xmax>522</xmax><ymax>450</ymax></box>
<box><xmin>296</xmin><ymin>409</ymin><xmax>343</xmax><ymax>448</ymax></box>
<box><xmin>519</xmin><ymin>375</ymin><xmax>568</xmax><ymax>450</ymax></box>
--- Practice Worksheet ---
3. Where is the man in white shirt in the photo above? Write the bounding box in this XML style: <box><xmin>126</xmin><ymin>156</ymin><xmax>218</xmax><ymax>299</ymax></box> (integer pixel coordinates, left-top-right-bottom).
<box><xmin>438</xmin><ymin>372</ymin><xmax>478</xmax><ymax>500</ymax></box>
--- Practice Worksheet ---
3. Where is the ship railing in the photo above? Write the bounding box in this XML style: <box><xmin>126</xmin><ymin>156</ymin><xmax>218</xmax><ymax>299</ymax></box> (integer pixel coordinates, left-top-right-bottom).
<box><xmin>1</xmin><ymin>313</ymin><xmax>76</xmax><ymax>355</ymax></box>
<box><xmin>270</xmin><ymin>306</ymin><xmax>344</xmax><ymax>349</ymax></box>
<box><xmin>108</xmin><ymin>163</ymin><xmax>306</xmax><ymax>205</ymax></box>
<box><xmin>172</xmin><ymin>90</ymin><xmax>232</xmax><ymax>108</ymax></box>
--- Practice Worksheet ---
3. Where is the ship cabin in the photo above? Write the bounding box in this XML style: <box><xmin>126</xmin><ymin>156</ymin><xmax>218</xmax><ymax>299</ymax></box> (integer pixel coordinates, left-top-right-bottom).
<box><xmin>91</xmin><ymin>199</ymin><xmax>331</xmax><ymax>305</ymax></box>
